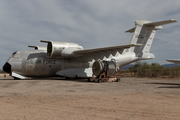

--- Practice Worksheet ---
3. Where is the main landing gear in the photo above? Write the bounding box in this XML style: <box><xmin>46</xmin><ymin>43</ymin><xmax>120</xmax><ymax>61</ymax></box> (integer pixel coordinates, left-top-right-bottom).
<box><xmin>90</xmin><ymin>72</ymin><xmax>121</xmax><ymax>83</ymax></box>
<box><xmin>91</xmin><ymin>60</ymin><xmax>121</xmax><ymax>83</ymax></box>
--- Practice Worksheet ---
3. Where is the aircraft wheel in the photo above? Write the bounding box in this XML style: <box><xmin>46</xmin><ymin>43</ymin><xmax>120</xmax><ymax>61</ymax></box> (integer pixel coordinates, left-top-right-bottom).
<box><xmin>98</xmin><ymin>79</ymin><xmax>102</xmax><ymax>83</ymax></box>
<box><xmin>88</xmin><ymin>78</ymin><xmax>91</xmax><ymax>82</ymax></box>
<box><xmin>116</xmin><ymin>78</ymin><xmax>120</xmax><ymax>82</ymax></box>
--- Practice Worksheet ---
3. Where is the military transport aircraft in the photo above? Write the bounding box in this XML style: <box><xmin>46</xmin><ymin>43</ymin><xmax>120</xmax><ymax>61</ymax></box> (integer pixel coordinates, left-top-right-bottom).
<box><xmin>3</xmin><ymin>19</ymin><xmax>177</xmax><ymax>81</ymax></box>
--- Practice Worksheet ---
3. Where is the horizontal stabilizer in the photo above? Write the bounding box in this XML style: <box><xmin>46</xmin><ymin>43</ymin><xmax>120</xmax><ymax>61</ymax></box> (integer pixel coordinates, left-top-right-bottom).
<box><xmin>126</xmin><ymin>19</ymin><xmax>177</xmax><ymax>33</ymax></box>
<box><xmin>166</xmin><ymin>59</ymin><xmax>180</xmax><ymax>64</ymax></box>
<box><xmin>140</xmin><ymin>52</ymin><xmax>155</xmax><ymax>60</ymax></box>
<box><xmin>144</xmin><ymin>19</ymin><xmax>177</xmax><ymax>26</ymax></box>
<box><xmin>125</xmin><ymin>27</ymin><xmax>135</xmax><ymax>33</ymax></box>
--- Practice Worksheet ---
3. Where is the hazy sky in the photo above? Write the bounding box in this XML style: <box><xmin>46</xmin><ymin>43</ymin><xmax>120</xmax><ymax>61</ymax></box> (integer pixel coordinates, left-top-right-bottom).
<box><xmin>1</xmin><ymin>0</ymin><xmax>180</xmax><ymax>68</ymax></box>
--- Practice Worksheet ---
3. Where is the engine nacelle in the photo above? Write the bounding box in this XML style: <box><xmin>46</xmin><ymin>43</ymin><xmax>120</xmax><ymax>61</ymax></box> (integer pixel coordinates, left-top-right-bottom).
<box><xmin>28</xmin><ymin>46</ymin><xmax>47</xmax><ymax>51</ymax></box>
<box><xmin>92</xmin><ymin>60</ymin><xmax>118</xmax><ymax>77</ymax></box>
<box><xmin>41</xmin><ymin>40</ymin><xmax>83</xmax><ymax>57</ymax></box>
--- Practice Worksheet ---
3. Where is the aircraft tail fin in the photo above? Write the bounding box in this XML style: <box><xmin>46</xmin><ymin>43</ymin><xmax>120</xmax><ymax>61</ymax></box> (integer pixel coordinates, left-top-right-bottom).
<box><xmin>124</xmin><ymin>19</ymin><xmax>177</xmax><ymax>60</ymax></box>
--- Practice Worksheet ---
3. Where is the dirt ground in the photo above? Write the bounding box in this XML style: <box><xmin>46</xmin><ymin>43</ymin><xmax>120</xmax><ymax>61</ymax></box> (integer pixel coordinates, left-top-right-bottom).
<box><xmin>0</xmin><ymin>74</ymin><xmax>180</xmax><ymax>120</ymax></box>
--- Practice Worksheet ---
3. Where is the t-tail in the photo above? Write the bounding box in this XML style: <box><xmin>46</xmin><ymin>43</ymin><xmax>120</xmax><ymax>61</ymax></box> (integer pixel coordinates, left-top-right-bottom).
<box><xmin>124</xmin><ymin>19</ymin><xmax>177</xmax><ymax>60</ymax></box>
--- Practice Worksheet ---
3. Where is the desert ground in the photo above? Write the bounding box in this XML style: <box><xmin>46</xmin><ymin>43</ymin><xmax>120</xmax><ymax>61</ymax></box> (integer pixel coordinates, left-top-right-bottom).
<box><xmin>0</xmin><ymin>74</ymin><xmax>180</xmax><ymax>120</ymax></box>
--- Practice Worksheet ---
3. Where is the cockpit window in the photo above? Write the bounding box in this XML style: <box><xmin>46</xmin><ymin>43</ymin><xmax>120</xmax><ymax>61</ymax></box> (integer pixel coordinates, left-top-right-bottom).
<box><xmin>11</xmin><ymin>51</ymin><xmax>17</xmax><ymax>57</ymax></box>
<box><xmin>12</xmin><ymin>52</ymin><xmax>17</xmax><ymax>56</ymax></box>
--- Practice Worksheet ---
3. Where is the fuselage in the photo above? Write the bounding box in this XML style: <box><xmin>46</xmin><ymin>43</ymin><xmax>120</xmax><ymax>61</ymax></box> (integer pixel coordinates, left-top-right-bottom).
<box><xmin>3</xmin><ymin>50</ymin><xmax>91</xmax><ymax>78</ymax></box>
<box><xmin>3</xmin><ymin>49</ymin><xmax>138</xmax><ymax>79</ymax></box>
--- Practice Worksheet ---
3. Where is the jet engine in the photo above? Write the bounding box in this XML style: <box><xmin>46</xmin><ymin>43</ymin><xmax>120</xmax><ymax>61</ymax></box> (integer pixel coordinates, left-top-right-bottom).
<box><xmin>92</xmin><ymin>60</ymin><xmax>118</xmax><ymax>77</ymax></box>
<box><xmin>41</xmin><ymin>40</ymin><xmax>83</xmax><ymax>57</ymax></box>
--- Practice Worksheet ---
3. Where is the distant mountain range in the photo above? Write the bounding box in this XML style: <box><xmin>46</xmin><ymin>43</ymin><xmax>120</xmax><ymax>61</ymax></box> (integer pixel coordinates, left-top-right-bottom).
<box><xmin>120</xmin><ymin>64</ymin><xmax>134</xmax><ymax>70</ymax></box>
<box><xmin>162</xmin><ymin>63</ymin><xmax>180</xmax><ymax>68</ymax></box>
<box><xmin>120</xmin><ymin>63</ymin><xmax>180</xmax><ymax>70</ymax></box>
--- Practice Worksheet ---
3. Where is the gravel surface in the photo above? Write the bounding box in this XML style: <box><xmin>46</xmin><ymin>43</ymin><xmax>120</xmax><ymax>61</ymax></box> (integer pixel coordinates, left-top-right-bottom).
<box><xmin>0</xmin><ymin>75</ymin><xmax>180</xmax><ymax>120</ymax></box>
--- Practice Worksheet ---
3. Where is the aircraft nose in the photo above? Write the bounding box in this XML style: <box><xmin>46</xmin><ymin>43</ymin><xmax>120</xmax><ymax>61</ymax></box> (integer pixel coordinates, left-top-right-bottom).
<box><xmin>3</xmin><ymin>62</ymin><xmax>11</xmax><ymax>73</ymax></box>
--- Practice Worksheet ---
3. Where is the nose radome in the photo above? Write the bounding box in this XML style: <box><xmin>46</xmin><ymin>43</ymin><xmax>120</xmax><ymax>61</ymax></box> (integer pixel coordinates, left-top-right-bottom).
<box><xmin>3</xmin><ymin>62</ymin><xmax>11</xmax><ymax>73</ymax></box>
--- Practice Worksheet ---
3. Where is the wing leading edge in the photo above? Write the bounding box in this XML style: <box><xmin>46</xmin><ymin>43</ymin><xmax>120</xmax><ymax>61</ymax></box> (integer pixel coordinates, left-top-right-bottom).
<box><xmin>74</xmin><ymin>44</ymin><xmax>139</xmax><ymax>55</ymax></box>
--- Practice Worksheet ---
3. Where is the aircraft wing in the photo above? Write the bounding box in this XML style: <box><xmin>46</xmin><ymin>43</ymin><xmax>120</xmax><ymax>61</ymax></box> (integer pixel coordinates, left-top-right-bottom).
<box><xmin>73</xmin><ymin>44</ymin><xmax>140</xmax><ymax>60</ymax></box>
<box><xmin>40</xmin><ymin>40</ymin><xmax>140</xmax><ymax>59</ymax></box>
<box><xmin>166</xmin><ymin>59</ymin><xmax>180</xmax><ymax>64</ymax></box>
<box><xmin>74</xmin><ymin>44</ymin><xmax>138</xmax><ymax>54</ymax></box>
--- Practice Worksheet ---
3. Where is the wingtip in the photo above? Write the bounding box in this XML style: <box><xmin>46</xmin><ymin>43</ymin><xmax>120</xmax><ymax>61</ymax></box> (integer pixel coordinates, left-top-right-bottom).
<box><xmin>171</xmin><ymin>19</ymin><xmax>177</xmax><ymax>22</ymax></box>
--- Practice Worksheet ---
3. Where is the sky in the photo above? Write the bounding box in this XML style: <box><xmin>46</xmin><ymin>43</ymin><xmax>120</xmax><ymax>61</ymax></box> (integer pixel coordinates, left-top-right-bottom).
<box><xmin>0</xmin><ymin>0</ymin><xmax>180</xmax><ymax>69</ymax></box>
